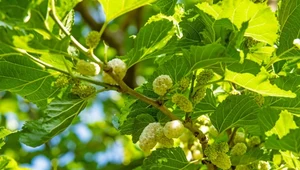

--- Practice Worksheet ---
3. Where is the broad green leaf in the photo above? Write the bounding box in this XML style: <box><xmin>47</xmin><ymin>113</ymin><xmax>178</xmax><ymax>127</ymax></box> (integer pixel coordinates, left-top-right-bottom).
<box><xmin>19</xmin><ymin>97</ymin><xmax>87</xmax><ymax>147</ymax></box>
<box><xmin>142</xmin><ymin>147</ymin><xmax>200</xmax><ymax>170</ymax></box>
<box><xmin>183</xmin><ymin>44</ymin><xmax>236</xmax><ymax>70</ymax></box>
<box><xmin>210</xmin><ymin>95</ymin><xmax>259</xmax><ymax>133</ymax></box>
<box><xmin>247</xmin><ymin>46</ymin><xmax>275</xmax><ymax>65</ymax></box>
<box><xmin>225</xmin><ymin>66</ymin><xmax>296</xmax><ymax>98</ymax></box>
<box><xmin>0</xmin><ymin>155</ymin><xmax>25</xmax><ymax>170</ymax></box>
<box><xmin>0</xmin><ymin>27</ymin><xmax>70</xmax><ymax>55</ymax></box>
<box><xmin>277</xmin><ymin>0</ymin><xmax>300</xmax><ymax>58</ymax></box>
<box><xmin>125</xmin><ymin>19</ymin><xmax>176</xmax><ymax>68</ymax></box>
<box><xmin>196</xmin><ymin>0</ymin><xmax>279</xmax><ymax>45</ymax></box>
<box><xmin>265</xmin><ymin>110</ymin><xmax>298</xmax><ymax>139</ymax></box>
<box><xmin>0</xmin><ymin>0</ymin><xmax>49</xmax><ymax>33</ymax></box>
<box><xmin>0</xmin><ymin>127</ymin><xmax>12</xmax><ymax>149</ymax></box>
<box><xmin>0</xmin><ymin>56</ymin><xmax>59</xmax><ymax>108</ymax></box>
<box><xmin>231</xmin><ymin>148</ymin><xmax>270</xmax><ymax>166</ymax></box>
<box><xmin>265</xmin><ymin>129</ymin><xmax>300</xmax><ymax>153</ymax></box>
<box><xmin>265</xmin><ymin>75</ymin><xmax>300</xmax><ymax>114</ymax></box>
<box><xmin>258</xmin><ymin>107</ymin><xmax>280</xmax><ymax>134</ymax></box>
<box><xmin>154</xmin><ymin>0</ymin><xmax>177</xmax><ymax>15</ymax></box>
<box><xmin>98</xmin><ymin>0</ymin><xmax>156</xmax><ymax>22</ymax></box>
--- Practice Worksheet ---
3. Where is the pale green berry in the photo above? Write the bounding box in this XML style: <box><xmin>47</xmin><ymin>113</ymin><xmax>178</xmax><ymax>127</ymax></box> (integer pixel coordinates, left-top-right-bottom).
<box><xmin>71</xmin><ymin>84</ymin><xmax>96</xmax><ymax>98</ymax></box>
<box><xmin>103</xmin><ymin>58</ymin><xmax>127</xmax><ymax>85</ymax></box>
<box><xmin>138</xmin><ymin>122</ymin><xmax>161</xmax><ymax>152</ymax></box>
<box><xmin>204</xmin><ymin>145</ymin><xmax>218</xmax><ymax>160</ymax></box>
<box><xmin>234</xmin><ymin>132</ymin><xmax>245</xmax><ymax>144</ymax></box>
<box><xmin>258</xmin><ymin>161</ymin><xmax>271</xmax><ymax>170</ymax></box>
<box><xmin>163</xmin><ymin>120</ymin><xmax>185</xmax><ymax>139</ymax></box>
<box><xmin>178</xmin><ymin>77</ymin><xmax>190</xmax><ymax>91</ymax></box>
<box><xmin>86</xmin><ymin>31</ymin><xmax>100</xmax><ymax>49</ymax></box>
<box><xmin>171</xmin><ymin>94</ymin><xmax>193</xmax><ymax>112</ymax></box>
<box><xmin>196</xmin><ymin>69</ymin><xmax>214</xmax><ymax>85</ymax></box>
<box><xmin>76</xmin><ymin>60</ymin><xmax>100</xmax><ymax>76</ymax></box>
<box><xmin>248</xmin><ymin>136</ymin><xmax>261</xmax><ymax>147</ymax></box>
<box><xmin>192</xmin><ymin>87</ymin><xmax>206</xmax><ymax>104</ymax></box>
<box><xmin>156</xmin><ymin>127</ymin><xmax>174</xmax><ymax>148</ymax></box>
<box><xmin>152</xmin><ymin>75</ymin><xmax>173</xmax><ymax>96</ymax></box>
<box><xmin>211</xmin><ymin>152</ymin><xmax>232</xmax><ymax>170</ymax></box>
<box><xmin>231</xmin><ymin>143</ymin><xmax>247</xmax><ymax>156</ymax></box>
<box><xmin>54</xmin><ymin>75</ymin><xmax>70</xmax><ymax>88</ymax></box>
<box><xmin>214</xmin><ymin>142</ymin><xmax>229</xmax><ymax>153</ymax></box>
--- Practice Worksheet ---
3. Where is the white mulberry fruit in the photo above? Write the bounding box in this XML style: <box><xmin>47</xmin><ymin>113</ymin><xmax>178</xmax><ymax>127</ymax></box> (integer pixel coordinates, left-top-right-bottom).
<box><xmin>258</xmin><ymin>161</ymin><xmax>271</xmax><ymax>170</ymax></box>
<box><xmin>234</xmin><ymin>132</ymin><xmax>245</xmax><ymax>144</ymax></box>
<box><xmin>103</xmin><ymin>58</ymin><xmax>127</xmax><ymax>85</ymax></box>
<box><xmin>54</xmin><ymin>75</ymin><xmax>70</xmax><ymax>88</ymax></box>
<box><xmin>196</xmin><ymin>69</ymin><xmax>214</xmax><ymax>85</ymax></box>
<box><xmin>171</xmin><ymin>94</ymin><xmax>193</xmax><ymax>112</ymax></box>
<box><xmin>248</xmin><ymin>136</ymin><xmax>261</xmax><ymax>147</ymax></box>
<box><xmin>152</xmin><ymin>75</ymin><xmax>173</xmax><ymax>96</ymax></box>
<box><xmin>71</xmin><ymin>84</ymin><xmax>96</xmax><ymax>98</ymax></box>
<box><xmin>163</xmin><ymin>120</ymin><xmax>185</xmax><ymax>139</ymax></box>
<box><xmin>231</xmin><ymin>143</ymin><xmax>247</xmax><ymax>156</ymax></box>
<box><xmin>76</xmin><ymin>60</ymin><xmax>100</xmax><ymax>76</ymax></box>
<box><xmin>156</xmin><ymin>127</ymin><xmax>174</xmax><ymax>148</ymax></box>
<box><xmin>139</xmin><ymin>122</ymin><xmax>161</xmax><ymax>152</ymax></box>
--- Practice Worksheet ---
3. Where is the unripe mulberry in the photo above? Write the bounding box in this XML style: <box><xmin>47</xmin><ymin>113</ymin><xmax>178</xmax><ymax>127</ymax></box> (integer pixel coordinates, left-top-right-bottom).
<box><xmin>248</xmin><ymin>136</ymin><xmax>261</xmax><ymax>147</ymax></box>
<box><xmin>192</xmin><ymin>87</ymin><xmax>206</xmax><ymax>104</ymax></box>
<box><xmin>156</xmin><ymin>127</ymin><xmax>174</xmax><ymax>148</ymax></box>
<box><xmin>234</xmin><ymin>132</ymin><xmax>245</xmax><ymax>144</ymax></box>
<box><xmin>139</xmin><ymin>122</ymin><xmax>161</xmax><ymax>152</ymax></box>
<box><xmin>258</xmin><ymin>161</ymin><xmax>271</xmax><ymax>170</ymax></box>
<box><xmin>71</xmin><ymin>84</ymin><xmax>96</xmax><ymax>98</ymax></box>
<box><xmin>54</xmin><ymin>75</ymin><xmax>70</xmax><ymax>88</ymax></box>
<box><xmin>152</xmin><ymin>75</ymin><xmax>173</xmax><ymax>96</ymax></box>
<box><xmin>178</xmin><ymin>77</ymin><xmax>190</xmax><ymax>91</ymax></box>
<box><xmin>163</xmin><ymin>120</ymin><xmax>185</xmax><ymax>139</ymax></box>
<box><xmin>76</xmin><ymin>60</ymin><xmax>100</xmax><ymax>76</ymax></box>
<box><xmin>211</xmin><ymin>152</ymin><xmax>232</xmax><ymax>170</ymax></box>
<box><xmin>231</xmin><ymin>143</ymin><xmax>247</xmax><ymax>156</ymax></box>
<box><xmin>204</xmin><ymin>145</ymin><xmax>218</xmax><ymax>160</ymax></box>
<box><xmin>214</xmin><ymin>142</ymin><xmax>229</xmax><ymax>153</ymax></box>
<box><xmin>103</xmin><ymin>58</ymin><xmax>127</xmax><ymax>85</ymax></box>
<box><xmin>86</xmin><ymin>31</ymin><xmax>100</xmax><ymax>49</ymax></box>
<box><xmin>196</xmin><ymin>69</ymin><xmax>214</xmax><ymax>85</ymax></box>
<box><xmin>171</xmin><ymin>94</ymin><xmax>193</xmax><ymax>112</ymax></box>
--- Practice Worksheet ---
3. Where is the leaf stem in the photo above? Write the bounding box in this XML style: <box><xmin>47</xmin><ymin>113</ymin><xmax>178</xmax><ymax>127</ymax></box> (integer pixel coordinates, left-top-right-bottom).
<box><xmin>49</xmin><ymin>0</ymin><xmax>103</xmax><ymax>66</ymax></box>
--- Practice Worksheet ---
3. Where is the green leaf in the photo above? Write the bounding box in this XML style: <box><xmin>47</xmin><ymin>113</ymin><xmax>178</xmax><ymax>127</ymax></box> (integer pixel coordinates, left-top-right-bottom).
<box><xmin>0</xmin><ymin>127</ymin><xmax>12</xmax><ymax>149</ymax></box>
<box><xmin>277</xmin><ymin>0</ymin><xmax>300</xmax><ymax>58</ymax></box>
<box><xmin>183</xmin><ymin>44</ymin><xmax>236</xmax><ymax>70</ymax></box>
<box><xmin>0</xmin><ymin>56</ymin><xmax>59</xmax><ymax>108</ymax></box>
<box><xmin>0</xmin><ymin>155</ymin><xmax>22</xmax><ymax>170</ymax></box>
<box><xmin>265</xmin><ymin>129</ymin><xmax>300</xmax><ymax>153</ymax></box>
<box><xmin>210</xmin><ymin>95</ymin><xmax>259</xmax><ymax>133</ymax></box>
<box><xmin>142</xmin><ymin>147</ymin><xmax>200</xmax><ymax>170</ymax></box>
<box><xmin>265</xmin><ymin>110</ymin><xmax>298</xmax><ymax>139</ymax></box>
<box><xmin>280</xmin><ymin>151</ymin><xmax>300</xmax><ymax>169</ymax></box>
<box><xmin>231</xmin><ymin>148</ymin><xmax>270</xmax><ymax>166</ymax></box>
<box><xmin>120</xmin><ymin>114</ymin><xmax>155</xmax><ymax>143</ymax></box>
<box><xmin>196</xmin><ymin>0</ymin><xmax>279</xmax><ymax>45</ymax></box>
<box><xmin>257</xmin><ymin>107</ymin><xmax>280</xmax><ymax>134</ymax></box>
<box><xmin>98</xmin><ymin>0</ymin><xmax>157</xmax><ymax>22</ymax></box>
<box><xmin>154</xmin><ymin>0</ymin><xmax>177</xmax><ymax>15</ymax></box>
<box><xmin>125</xmin><ymin>19</ymin><xmax>176</xmax><ymax>68</ymax></box>
<box><xmin>0</xmin><ymin>0</ymin><xmax>49</xmax><ymax>32</ymax></box>
<box><xmin>265</xmin><ymin>75</ymin><xmax>300</xmax><ymax>114</ymax></box>
<box><xmin>19</xmin><ymin>97</ymin><xmax>87</xmax><ymax>147</ymax></box>
<box><xmin>225</xmin><ymin>66</ymin><xmax>296</xmax><ymax>98</ymax></box>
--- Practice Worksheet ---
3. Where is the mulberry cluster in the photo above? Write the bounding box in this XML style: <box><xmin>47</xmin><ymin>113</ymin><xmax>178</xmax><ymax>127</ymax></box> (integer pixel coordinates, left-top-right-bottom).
<box><xmin>152</xmin><ymin>75</ymin><xmax>173</xmax><ymax>96</ymax></box>
<box><xmin>192</xmin><ymin>69</ymin><xmax>214</xmax><ymax>104</ymax></box>
<box><xmin>103</xmin><ymin>58</ymin><xmax>127</xmax><ymax>85</ymax></box>
<box><xmin>71</xmin><ymin>84</ymin><xmax>96</xmax><ymax>98</ymax></box>
<box><xmin>231</xmin><ymin>143</ymin><xmax>247</xmax><ymax>156</ymax></box>
<box><xmin>76</xmin><ymin>60</ymin><xmax>100</xmax><ymax>76</ymax></box>
<box><xmin>156</xmin><ymin>127</ymin><xmax>174</xmax><ymax>148</ymax></box>
<box><xmin>139</xmin><ymin>122</ymin><xmax>161</xmax><ymax>152</ymax></box>
<box><xmin>171</xmin><ymin>94</ymin><xmax>193</xmax><ymax>112</ymax></box>
<box><xmin>86</xmin><ymin>31</ymin><xmax>100</xmax><ymax>49</ymax></box>
<box><xmin>204</xmin><ymin>142</ymin><xmax>231</xmax><ymax>169</ymax></box>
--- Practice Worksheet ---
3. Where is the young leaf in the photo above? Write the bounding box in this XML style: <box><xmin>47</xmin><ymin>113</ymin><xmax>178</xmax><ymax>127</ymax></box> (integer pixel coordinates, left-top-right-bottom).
<box><xmin>277</xmin><ymin>0</ymin><xmax>300</xmax><ymax>58</ymax></box>
<box><xmin>225</xmin><ymin>66</ymin><xmax>296</xmax><ymax>98</ymax></box>
<box><xmin>197</xmin><ymin>0</ymin><xmax>279</xmax><ymax>45</ymax></box>
<box><xmin>0</xmin><ymin>127</ymin><xmax>12</xmax><ymax>149</ymax></box>
<box><xmin>210</xmin><ymin>95</ymin><xmax>259</xmax><ymax>133</ymax></box>
<box><xmin>154</xmin><ymin>0</ymin><xmax>177</xmax><ymax>15</ymax></box>
<box><xmin>0</xmin><ymin>155</ymin><xmax>23</xmax><ymax>170</ymax></box>
<box><xmin>0</xmin><ymin>56</ymin><xmax>59</xmax><ymax>109</ymax></box>
<box><xmin>142</xmin><ymin>147</ymin><xmax>200</xmax><ymax>170</ymax></box>
<box><xmin>19</xmin><ymin>97</ymin><xmax>87</xmax><ymax>147</ymax></box>
<box><xmin>98</xmin><ymin>0</ymin><xmax>156</xmax><ymax>22</ymax></box>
